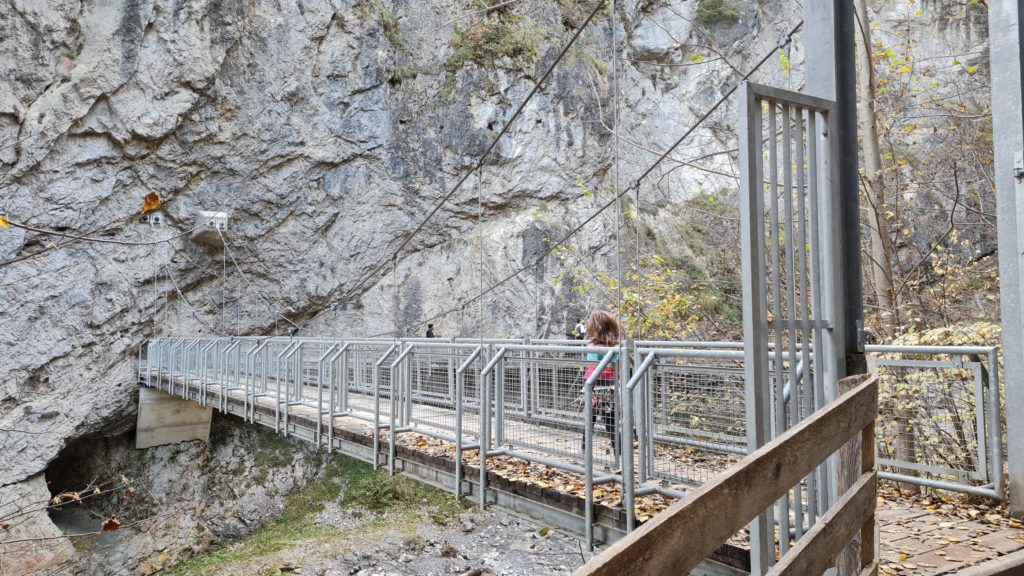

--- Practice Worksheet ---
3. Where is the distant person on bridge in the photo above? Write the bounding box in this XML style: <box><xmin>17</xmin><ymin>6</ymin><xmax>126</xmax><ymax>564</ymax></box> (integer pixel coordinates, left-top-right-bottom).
<box><xmin>426</xmin><ymin>324</ymin><xmax>436</xmax><ymax>338</ymax></box>
<box><xmin>583</xmin><ymin>311</ymin><xmax>620</xmax><ymax>455</ymax></box>
<box><xmin>573</xmin><ymin>318</ymin><xmax>586</xmax><ymax>340</ymax></box>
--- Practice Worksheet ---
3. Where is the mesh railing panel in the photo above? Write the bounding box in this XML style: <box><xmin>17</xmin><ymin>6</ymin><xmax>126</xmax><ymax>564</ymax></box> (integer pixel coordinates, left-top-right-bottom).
<box><xmin>498</xmin><ymin>349</ymin><xmax>618</xmax><ymax>470</ymax></box>
<box><xmin>646</xmin><ymin>356</ymin><xmax>745</xmax><ymax>486</ymax></box>
<box><xmin>873</xmin><ymin>353</ymin><xmax>991</xmax><ymax>484</ymax></box>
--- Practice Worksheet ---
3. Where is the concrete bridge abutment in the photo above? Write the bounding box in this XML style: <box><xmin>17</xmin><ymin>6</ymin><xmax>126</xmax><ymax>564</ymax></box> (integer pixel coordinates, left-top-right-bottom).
<box><xmin>135</xmin><ymin>387</ymin><xmax>213</xmax><ymax>449</ymax></box>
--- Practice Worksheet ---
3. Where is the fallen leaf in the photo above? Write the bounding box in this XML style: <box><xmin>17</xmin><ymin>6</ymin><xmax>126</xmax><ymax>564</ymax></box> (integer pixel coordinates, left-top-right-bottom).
<box><xmin>0</xmin><ymin>215</ymin><xmax>7</xmax><ymax>229</ymax></box>
<box><xmin>538</xmin><ymin>527</ymin><xmax>549</xmax><ymax>537</ymax></box>
<box><xmin>101</xmin><ymin>516</ymin><xmax>121</xmax><ymax>532</ymax></box>
<box><xmin>123</xmin><ymin>488</ymin><xmax>136</xmax><ymax>501</ymax></box>
<box><xmin>0</xmin><ymin>522</ymin><xmax>9</xmax><ymax>530</ymax></box>
<box><xmin>55</xmin><ymin>491</ymin><xmax>82</xmax><ymax>505</ymax></box>
<box><xmin>141</xmin><ymin>192</ymin><xmax>161</xmax><ymax>214</ymax></box>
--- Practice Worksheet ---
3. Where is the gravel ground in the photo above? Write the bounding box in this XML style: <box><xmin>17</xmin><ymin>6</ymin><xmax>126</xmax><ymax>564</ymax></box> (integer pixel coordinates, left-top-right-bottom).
<box><xmin>211</xmin><ymin>502</ymin><xmax>592</xmax><ymax>576</ymax></box>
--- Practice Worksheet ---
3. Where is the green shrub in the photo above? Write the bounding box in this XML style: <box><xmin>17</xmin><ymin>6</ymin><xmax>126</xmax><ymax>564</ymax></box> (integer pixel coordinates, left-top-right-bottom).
<box><xmin>380</xmin><ymin>7</ymin><xmax>402</xmax><ymax>47</ymax></box>
<box><xmin>695</xmin><ymin>0</ymin><xmax>740</xmax><ymax>27</ymax></box>
<box><xmin>449</xmin><ymin>19</ymin><xmax>541</xmax><ymax>69</ymax></box>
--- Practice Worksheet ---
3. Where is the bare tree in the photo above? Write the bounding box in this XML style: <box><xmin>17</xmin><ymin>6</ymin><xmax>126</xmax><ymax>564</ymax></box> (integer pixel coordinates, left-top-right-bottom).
<box><xmin>855</xmin><ymin>0</ymin><xmax>898</xmax><ymax>339</ymax></box>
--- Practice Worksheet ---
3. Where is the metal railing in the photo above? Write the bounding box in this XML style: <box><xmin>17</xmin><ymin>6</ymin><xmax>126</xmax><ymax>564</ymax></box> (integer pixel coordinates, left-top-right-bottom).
<box><xmin>138</xmin><ymin>336</ymin><xmax>1004</xmax><ymax>550</ymax></box>
<box><xmin>868</xmin><ymin>344</ymin><xmax>1002</xmax><ymax>498</ymax></box>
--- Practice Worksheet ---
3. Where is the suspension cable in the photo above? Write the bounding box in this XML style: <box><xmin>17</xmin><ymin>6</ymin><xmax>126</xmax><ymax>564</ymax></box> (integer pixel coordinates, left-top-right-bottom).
<box><xmin>611</xmin><ymin>0</ymin><xmax>624</xmax><ymax>334</ymax></box>
<box><xmin>376</xmin><ymin>19</ymin><xmax>804</xmax><ymax>338</ymax></box>
<box><xmin>343</xmin><ymin>0</ymin><xmax>609</xmax><ymax>303</ymax></box>
<box><xmin>477</xmin><ymin>167</ymin><xmax>485</xmax><ymax>340</ymax></box>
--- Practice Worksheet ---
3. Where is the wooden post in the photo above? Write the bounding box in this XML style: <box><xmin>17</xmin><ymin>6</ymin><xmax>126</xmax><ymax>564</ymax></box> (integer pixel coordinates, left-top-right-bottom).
<box><xmin>836</xmin><ymin>374</ymin><xmax>873</xmax><ymax>576</ymax></box>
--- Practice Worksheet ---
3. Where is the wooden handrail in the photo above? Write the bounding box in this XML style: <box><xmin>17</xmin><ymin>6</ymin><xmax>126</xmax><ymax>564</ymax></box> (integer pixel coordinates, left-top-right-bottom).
<box><xmin>574</xmin><ymin>374</ymin><xmax>878</xmax><ymax>576</ymax></box>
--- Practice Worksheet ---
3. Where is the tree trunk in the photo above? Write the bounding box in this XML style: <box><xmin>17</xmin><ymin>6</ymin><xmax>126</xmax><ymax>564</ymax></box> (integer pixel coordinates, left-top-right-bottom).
<box><xmin>854</xmin><ymin>0</ymin><xmax>898</xmax><ymax>339</ymax></box>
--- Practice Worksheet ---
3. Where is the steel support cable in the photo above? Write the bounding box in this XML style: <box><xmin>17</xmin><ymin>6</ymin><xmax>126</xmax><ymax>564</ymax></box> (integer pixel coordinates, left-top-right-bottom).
<box><xmin>477</xmin><ymin>168</ymin><xmax>484</xmax><ymax>340</ymax></box>
<box><xmin>0</xmin><ymin>163</ymin><xmax>268</xmax><ymax>270</ymax></box>
<box><xmin>142</xmin><ymin>222</ymin><xmax>226</xmax><ymax>337</ymax></box>
<box><xmin>342</xmin><ymin>0</ymin><xmax>608</xmax><ymax>303</ymax></box>
<box><xmin>218</xmin><ymin>227</ymin><xmax>301</xmax><ymax>332</ymax></box>
<box><xmin>612</xmin><ymin>0</ymin><xmax>624</xmax><ymax>330</ymax></box>
<box><xmin>375</xmin><ymin>20</ymin><xmax>804</xmax><ymax>338</ymax></box>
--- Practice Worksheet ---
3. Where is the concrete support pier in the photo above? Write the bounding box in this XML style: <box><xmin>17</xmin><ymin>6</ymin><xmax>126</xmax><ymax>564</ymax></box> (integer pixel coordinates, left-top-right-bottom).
<box><xmin>135</xmin><ymin>387</ymin><xmax>213</xmax><ymax>449</ymax></box>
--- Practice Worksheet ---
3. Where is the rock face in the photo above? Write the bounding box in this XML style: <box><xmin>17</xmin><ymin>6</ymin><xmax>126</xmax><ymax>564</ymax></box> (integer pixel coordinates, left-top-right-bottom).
<box><xmin>0</xmin><ymin>473</ymin><xmax>76</xmax><ymax>574</ymax></box>
<box><xmin>43</xmin><ymin>414</ymin><xmax>324</xmax><ymax>574</ymax></box>
<box><xmin>0</xmin><ymin>0</ymin><xmax>990</xmax><ymax>572</ymax></box>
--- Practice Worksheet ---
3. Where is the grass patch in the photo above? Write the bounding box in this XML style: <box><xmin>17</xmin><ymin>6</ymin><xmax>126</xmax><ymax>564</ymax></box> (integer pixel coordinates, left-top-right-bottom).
<box><xmin>168</xmin><ymin>456</ymin><xmax>466</xmax><ymax>575</ymax></box>
<box><xmin>252</xmin><ymin>431</ymin><xmax>294</xmax><ymax>485</ymax></box>
<box><xmin>380</xmin><ymin>6</ymin><xmax>402</xmax><ymax>48</ymax></box>
<box><xmin>695</xmin><ymin>0</ymin><xmax>740</xmax><ymax>27</ymax></box>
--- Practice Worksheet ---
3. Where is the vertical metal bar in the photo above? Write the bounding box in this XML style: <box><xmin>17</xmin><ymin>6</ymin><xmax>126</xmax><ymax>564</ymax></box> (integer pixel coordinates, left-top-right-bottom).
<box><xmin>276</xmin><ymin>343</ymin><xmax>285</xmax><ymax>433</ymax></box>
<box><xmin>455</xmin><ymin>368</ymin><xmax>464</xmax><ymax>499</ymax></box>
<box><xmin>145</xmin><ymin>341</ymin><xmax>153</xmax><ymax>388</ymax></box>
<box><xmin>495</xmin><ymin>348</ymin><xmax>505</xmax><ymax>445</ymax></box>
<box><xmin>796</xmin><ymin>108</ymin><xmax>814</xmax><ymax>532</ymax></box>
<box><xmin>739</xmin><ymin>84</ymin><xmax>773</xmax><ymax>575</ymax></box>
<box><xmin>403</xmin><ymin>345</ymin><xmax>411</xmax><ymax>425</ymax></box>
<box><xmin>815</xmin><ymin>104</ymin><xmax>840</xmax><ymax>511</ymax></box>
<box><xmin>768</xmin><ymin>100</ymin><xmax>789</xmax><ymax>562</ymax></box>
<box><xmin>616</xmin><ymin>345</ymin><xmax>627</xmax><ymax>461</ymax></box>
<box><xmin>328</xmin><ymin>352</ymin><xmax>337</xmax><ymax>454</ymax></box>
<box><xmin>807</xmin><ymin>110</ymin><xmax>825</xmax><ymax>522</ymax></box>
<box><xmin>496</xmin><ymin>352</ymin><xmax>506</xmax><ymax>446</ymax></box>
<box><xmin>284</xmin><ymin>344</ymin><xmax>294</xmax><ymax>437</ymax></box>
<box><xmin>390</xmin><ymin>350</ymin><xmax>399</xmax><ymax>476</ymax></box>
<box><xmin>480</xmin><ymin>363</ymin><xmax>490</xmax><ymax>510</ymax></box>
<box><xmin>623</xmin><ymin>379</ymin><xmax>635</xmax><ymax>532</ymax></box>
<box><xmin>643</xmin><ymin>365</ymin><xmax>653</xmax><ymax>483</ymax></box>
<box><xmin>340</xmin><ymin>346</ymin><xmax>350</xmax><ymax>413</ymax></box>
<box><xmin>805</xmin><ymin>0</ymin><xmax>861</xmax><ymax>380</ymax></box>
<box><xmin>779</xmin><ymin>103</ymin><xmax>796</xmax><ymax>555</ymax></box>
<box><xmin>988</xmin><ymin>347</ymin><xmax>1005</xmax><ymax>499</ymax></box>
<box><xmin>373</xmin><ymin>352</ymin><xmax>382</xmax><ymax>469</ymax></box>
<box><xmin>584</xmin><ymin>370</ymin><xmax>595</xmax><ymax>550</ymax></box>
<box><xmin>972</xmin><ymin>361</ymin><xmax>990</xmax><ymax>483</ymax></box>
<box><xmin>990</xmin><ymin>0</ymin><xmax>1024</xmax><ymax>515</ymax></box>
<box><xmin>448</xmin><ymin>353</ymin><xmax>455</xmax><ymax>404</ymax></box>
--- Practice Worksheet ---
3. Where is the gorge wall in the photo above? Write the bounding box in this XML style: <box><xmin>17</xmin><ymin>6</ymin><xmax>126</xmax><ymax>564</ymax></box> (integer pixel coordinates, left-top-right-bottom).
<box><xmin>0</xmin><ymin>0</ymin><xmax>989</xmax><ymax>573</ymax></box>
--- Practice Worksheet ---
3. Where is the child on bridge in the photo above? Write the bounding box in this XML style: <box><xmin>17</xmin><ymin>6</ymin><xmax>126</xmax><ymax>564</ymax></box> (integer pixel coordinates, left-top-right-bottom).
<box><xmin>583</xmin><ymin>311</ymin><xmax>620</xmax><ymax>455</ymax></box>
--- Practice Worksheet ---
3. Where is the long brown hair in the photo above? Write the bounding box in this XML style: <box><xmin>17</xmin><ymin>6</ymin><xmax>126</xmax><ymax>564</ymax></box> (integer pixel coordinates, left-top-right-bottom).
<box><xmin>586</xmin><ymin>310</ymin><xmax>620</xmax><ymax>346</ymax></box>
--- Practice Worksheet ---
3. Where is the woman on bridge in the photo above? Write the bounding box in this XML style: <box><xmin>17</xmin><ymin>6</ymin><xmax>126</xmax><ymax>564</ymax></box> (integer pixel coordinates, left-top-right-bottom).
<box><xmin>583</xmin><ymin>311</ymin><xmax>620</xmax><ymax>455</ymax></box>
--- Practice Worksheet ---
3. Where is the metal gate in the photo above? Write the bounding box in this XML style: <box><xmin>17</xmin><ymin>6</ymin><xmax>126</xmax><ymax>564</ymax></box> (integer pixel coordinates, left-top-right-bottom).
<box><xmin>867</xmin><ymin>344</ymin><xmax>1003</xmax><ymax>499</ymax></box>
<box><xmin>739</xmin><ymin>81</ymin><xmax>843</xmax><ymax>572</ymax></box>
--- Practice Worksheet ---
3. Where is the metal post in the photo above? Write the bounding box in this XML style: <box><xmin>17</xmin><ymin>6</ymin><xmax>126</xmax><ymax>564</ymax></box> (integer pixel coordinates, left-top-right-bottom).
<box><xmin>739</xmin><ymin>82</ymin><xmax>774</xmax><ymax>575</ymax></box>
<box><xmin>804</xmin><ymin>0</ymin><xmax>861</xmax><ymax>380</ymax></box>
<box><xmin>495</xmin><ymin>346</ymin><xmax>504</xmax><ymax>445</ymax></box>
<box><xmin>624</xmin><ymin>351</ymin><xmax>655</xmax><ymax>532</ymax></box>
<box><xmin>989</xmin><ymin>347</ymin><xmax>1005</xmax><ymax>500</ymax></box>
<box><xmin>480</xmin><ymin>359</ymin><xmax>491</xmax><ymax>510</ymax></box>
<box><xmin>615</xmin><ymin>346</ymin><xmax>627</xmax><ymax>462</ymax></box>
<box><xmin>372</xmin><ymin>344</ymin><xmax>397</xmax><ymax>470</ymax></box>
<box><xmin>584</xmin><ymin>370</ymin><xmax>595</xmax><ymax>550</ymax></box>
<box><xmin>990</xmin><ymin>0</ymin><xmax>1024</xmax><ymax>518</ymax></box>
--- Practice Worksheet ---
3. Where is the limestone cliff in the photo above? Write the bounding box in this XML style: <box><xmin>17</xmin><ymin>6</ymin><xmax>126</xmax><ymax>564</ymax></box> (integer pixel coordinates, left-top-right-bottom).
<box><xmin>0</xmin><ymin>0</ymin><xmax>989</xmax><ymax>573</ymax></box>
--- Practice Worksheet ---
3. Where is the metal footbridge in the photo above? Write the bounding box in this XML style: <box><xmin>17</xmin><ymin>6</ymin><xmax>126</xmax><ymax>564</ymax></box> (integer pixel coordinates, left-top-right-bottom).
<box><xmin>139</xmin><ymin>336</ymin><xmax>1003</xmax><ymax>550</ymax></box>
